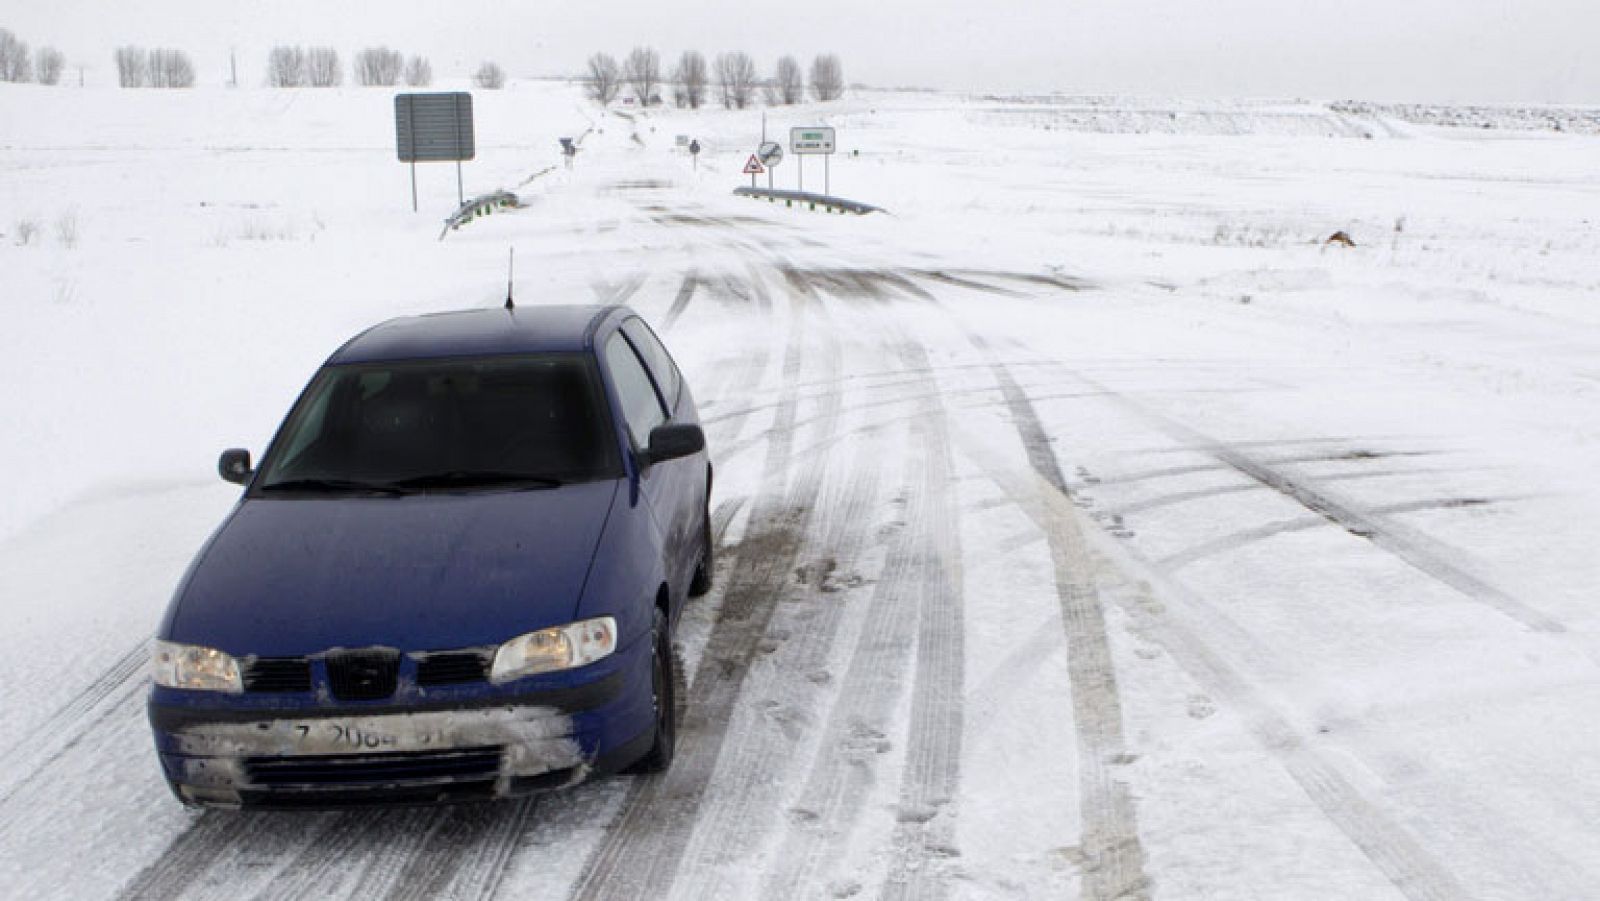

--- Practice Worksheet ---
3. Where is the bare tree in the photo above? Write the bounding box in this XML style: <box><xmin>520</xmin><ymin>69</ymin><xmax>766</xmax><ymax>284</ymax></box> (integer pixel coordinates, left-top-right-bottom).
<box><xmin>623</xmin><ymin>46</ymin><xmax>661</xmax><ymax>106</ymax></box>
<box><xmin>0</xmin><ymin>28</ymin><xmax>30</xmax><ymax>83</ymax></box>
<box><xmin>267</xmin><ymin>45</ymin><xmax>305</xmax><ymax>87</ymax></box>
<box><xmin>35</xmin><ymin>46</ymin><xmax>64</xmax><ymax>86</ymax></box>
<box><xmin>715</xmin><ymin>52</ymin><xmax>757</xmax><ymax>110</ymax></box>
<box><xmin>810</xmin><ymin>54</ymin><xmax>844</xmax><ymax>102</ymax></box>
<box><xmin>149</xmin><ymin>49</ymin><xmax>195</xmax><ymax>88</ymax></box>
<box><xmin>354</xmin><ymin>47</ymin><xmax>402</xmax><ymax>86</ymax></box>
<box><xmin>114</xmin><ymin>46</ymin><xmax>147</xmax><ymax>87</ymax></box>
<box><xmin>473</xmin><ymin>61</ymin><xmax>505</xmax><ymax>90</ymax></box>
<box><xmin>305</xmin><ymin>46</ymin><xmax>341</xmax><ymax>87</ymax></box>
<box><xmin>585</xmin><ymin>52</ymin><xmax>620</xmax><ymax>105</ymax></box>
<box><xmin>403</xmin><ymin>55</ymin><xmax>432</xmax><ymax>87</ymax></box>
<box><xmin>775</xmin><ymin>56</ymin><xmax>803</xmax><ymax>105</ymax></box>
<box><xmin>672</xmin><ymin>50</ymin><xmax>707</xmax><ymax>109</ymax></box>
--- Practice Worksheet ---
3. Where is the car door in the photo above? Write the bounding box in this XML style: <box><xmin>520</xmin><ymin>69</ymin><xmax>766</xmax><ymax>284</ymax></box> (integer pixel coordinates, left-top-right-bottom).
<box><xmin>601</xmin><ymin>326</ymin><xmax>672</xmax><ymax>544</ymax></box>
<box><xmin>619</xmin><ymin>318</ymin><xmax>703</xmax><ymax>602</ymax></box>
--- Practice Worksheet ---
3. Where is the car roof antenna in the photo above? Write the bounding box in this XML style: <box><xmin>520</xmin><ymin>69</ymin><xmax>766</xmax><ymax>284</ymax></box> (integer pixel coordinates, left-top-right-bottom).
<box><xmin>504</xmin><ymin>247</ymin><xmax>515</xmax><ymax>311</ymax></box>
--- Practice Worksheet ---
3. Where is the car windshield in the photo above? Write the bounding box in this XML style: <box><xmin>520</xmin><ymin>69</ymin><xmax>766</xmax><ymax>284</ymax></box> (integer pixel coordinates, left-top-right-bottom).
<box><xmin>255</xmin><ymin>353</ymin><xmax>620</xmax><ymax>492</ymax></box>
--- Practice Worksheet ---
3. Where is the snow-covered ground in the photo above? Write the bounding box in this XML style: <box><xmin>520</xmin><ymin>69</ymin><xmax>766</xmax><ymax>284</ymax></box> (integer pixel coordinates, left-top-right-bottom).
<box><xmin>2</xmin><ymin>80</ymin><xmax>1599</xmax><ymax>900</ymax></box>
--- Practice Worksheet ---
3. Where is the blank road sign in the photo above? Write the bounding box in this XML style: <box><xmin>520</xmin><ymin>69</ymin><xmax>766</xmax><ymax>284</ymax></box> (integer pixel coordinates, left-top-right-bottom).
<box><xmin>395</xmin><ymin>93</ymin><xmax>475</xmax><ymax>162</ymax></box>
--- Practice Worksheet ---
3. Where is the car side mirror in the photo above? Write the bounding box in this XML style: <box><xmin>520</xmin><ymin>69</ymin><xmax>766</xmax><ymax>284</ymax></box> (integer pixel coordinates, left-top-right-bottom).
<box><xmin>219</xmin><ymin>448</ymin><xmax>254</xmax><ymax>485</ymax></box>
<box><xmin>642</xmin><ymin>423</ymin><xmax>705</xmax><ymax>467</ymax></box>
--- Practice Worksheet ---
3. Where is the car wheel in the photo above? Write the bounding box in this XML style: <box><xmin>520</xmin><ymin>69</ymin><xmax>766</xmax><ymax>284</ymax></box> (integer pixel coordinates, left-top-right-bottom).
<box><xmin>626</xmin><ymin>608</ymin><xmax>681</xmax><ymax>774</ymax></box>
<box><xmin>688</xmin><ymin>496</ymin><xmax>713</xmax><ymax>598</ymax></box>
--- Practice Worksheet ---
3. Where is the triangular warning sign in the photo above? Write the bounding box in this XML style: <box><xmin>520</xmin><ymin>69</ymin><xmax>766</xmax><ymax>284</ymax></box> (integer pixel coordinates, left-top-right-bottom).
<box><xmin>743</xmin><ymin>155</ymin><xmax>766</xmax><ymax>175</ymax></box>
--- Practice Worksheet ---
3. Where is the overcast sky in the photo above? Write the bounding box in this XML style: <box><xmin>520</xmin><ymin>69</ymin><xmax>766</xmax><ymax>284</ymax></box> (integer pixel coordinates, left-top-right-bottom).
<box><xmin>3</xmin><ymin>0</ymin><xmax>1596</xmax><ymax>103</ymax></box>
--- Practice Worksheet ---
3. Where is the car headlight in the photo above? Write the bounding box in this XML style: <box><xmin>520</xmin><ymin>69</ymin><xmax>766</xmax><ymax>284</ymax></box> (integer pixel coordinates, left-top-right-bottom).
<box><xmin>152</xmin><ymin>640</ymin><xmax>243</xmax><ymax>693</ymax></box>
<box><xmin>490</xmin><ymin>617</ymin><xmax>617</xmax><ymax>683</ymax></box>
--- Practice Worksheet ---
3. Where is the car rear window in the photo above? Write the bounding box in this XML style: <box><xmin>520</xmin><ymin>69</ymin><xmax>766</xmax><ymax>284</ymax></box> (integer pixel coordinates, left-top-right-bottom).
<box><xmin>256</xmin><ymin>353</ymin><xmax>621</xmax><ymax>489</ymax></box>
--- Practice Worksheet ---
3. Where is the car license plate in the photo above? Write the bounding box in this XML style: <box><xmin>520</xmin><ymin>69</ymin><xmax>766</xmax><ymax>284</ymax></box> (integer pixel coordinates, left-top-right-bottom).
<box><xmin>287</xmin><ymin>720</ymin><xmax>453</xmax><ymax>753</ymax></box>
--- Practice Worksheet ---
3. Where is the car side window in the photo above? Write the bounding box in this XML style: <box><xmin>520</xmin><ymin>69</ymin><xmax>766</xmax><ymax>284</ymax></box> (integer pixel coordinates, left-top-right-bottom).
<box><xmin>621</xmin><ymin>318</ymin><xmax>682</xmax><ymax>412</ymax></box>
<box><xmin>603</xmin><ymin>331</ymin><xmax>667</xmax><ymax>448</ymax></box>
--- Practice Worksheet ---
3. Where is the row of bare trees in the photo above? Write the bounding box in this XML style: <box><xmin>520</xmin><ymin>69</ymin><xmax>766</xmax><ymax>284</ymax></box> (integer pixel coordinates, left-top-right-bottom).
<box><xmin>586</xmin><ymin>49</ymin><xmax>844</xmax><ymax>110</ymax></box>
<box><xmin>268</xmin><ymin>46</ymin><xmax>433</xmax><ymax>88</ymax></box>
<box><xmin>114</xmin><ymin>46</ymin><xmax>195</xmax><ymax>88</ymax></box>
<box><xmin>0</xmin><ymin>28</ymin><xmax>66</xmax><ymax>84</ymax></box>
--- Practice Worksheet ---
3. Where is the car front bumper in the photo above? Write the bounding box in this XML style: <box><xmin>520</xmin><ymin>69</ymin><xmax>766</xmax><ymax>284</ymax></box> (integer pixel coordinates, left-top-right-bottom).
<box><xmin>150</xmin><ymin>667</ymin><xmax>651</xmax><ymax>809</ymax></box>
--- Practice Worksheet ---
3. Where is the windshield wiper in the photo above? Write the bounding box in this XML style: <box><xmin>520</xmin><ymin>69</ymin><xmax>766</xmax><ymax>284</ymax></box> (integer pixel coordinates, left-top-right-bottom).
<box><xmin>387</xmin><ymin>471</ymin><xmax>565</xmax><ymax>492</ymax></box>
<box><xmin>258</xmin><ymin>477</ymin><xmax>410</xmax><ymax>496</ymax></box>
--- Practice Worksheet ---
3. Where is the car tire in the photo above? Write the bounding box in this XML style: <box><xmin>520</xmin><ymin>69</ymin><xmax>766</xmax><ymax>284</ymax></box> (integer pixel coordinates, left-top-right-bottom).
<box><xmin>688</xmin><ymin>474</ymin><xmax>713</xmax><ymax>598</ymax></box>
<box><xmin>626</xmin><ymin>608</ymin><xmax>681</xmax><ymax>774</ymax></box>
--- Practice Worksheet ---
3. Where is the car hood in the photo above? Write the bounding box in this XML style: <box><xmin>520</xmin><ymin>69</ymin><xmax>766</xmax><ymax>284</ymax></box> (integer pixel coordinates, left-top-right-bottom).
<box><xmin>165</xmin><ymin>480</ymin><xmax>620</xmax><ymax>656</ymax></box>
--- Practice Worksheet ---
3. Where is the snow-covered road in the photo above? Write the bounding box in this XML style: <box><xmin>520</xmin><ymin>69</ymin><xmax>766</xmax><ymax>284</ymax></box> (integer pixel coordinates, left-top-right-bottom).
<box><xmin>2</xmin><ymin>83</ymin><xmax>1599</xmax><ymax>900</ymax></box>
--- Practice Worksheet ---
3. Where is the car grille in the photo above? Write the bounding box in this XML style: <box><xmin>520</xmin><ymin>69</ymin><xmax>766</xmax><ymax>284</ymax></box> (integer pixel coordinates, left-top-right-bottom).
<box><xmin>326</xmin><ymin>649</ymin><xmax>401</xmax><ymax>701</ymax></box>
<box><xmin>415</xmin><ymin>650</ymin><xmax>492</xmax><ymax>686</ymax></box>
<box><xmin>243</xmin><ymin>658</ymin><xmax>313</xmax><ymax>693</ymax></box>
<box><xmin>243</xmin><ymin>746</ymin><xmax>502</xmax><ymax>788</ymax></box>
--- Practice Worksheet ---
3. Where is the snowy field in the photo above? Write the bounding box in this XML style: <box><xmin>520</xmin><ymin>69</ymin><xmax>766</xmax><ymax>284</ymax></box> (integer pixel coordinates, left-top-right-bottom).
<box><xmin>2</xmin><ymin>80</ymin><xmax>1600</xmax><ymax>900</ymax></box>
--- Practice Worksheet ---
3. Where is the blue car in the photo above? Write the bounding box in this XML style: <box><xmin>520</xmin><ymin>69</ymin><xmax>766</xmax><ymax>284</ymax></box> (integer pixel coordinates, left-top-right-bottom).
<box><xmin>148</xmin><ymin>305</ymin><xmax>712</xmax><ymax>808</ymax></box>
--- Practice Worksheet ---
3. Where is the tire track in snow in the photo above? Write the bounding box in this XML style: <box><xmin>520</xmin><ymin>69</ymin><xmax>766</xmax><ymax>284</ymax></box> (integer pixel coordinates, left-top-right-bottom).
<box><xmin>879</xmin><ymin>337</ymin><xmax>967</xmax><ymax>901</ymax></box>
<box><xmin>568</xmin><ymin>287</ymin><xmax>828</xmax><ymax>901</ymax></box>
<box><xmin>955</xmin><ymin>364</ymin><xmax>1485</xmax><ymax>901</ymax></box>
<box><xmin>258</xmin><ymin>809</ymin><xmax>435</xmax><ymax>901</ymax></box>
<box><xmin>671</xmin><ymin>314</ymin><xmax>891</xmax><ymax>900</ymax></box>
<box><xmin>660</xmin><ymin>270</ymin><xmax>698</xmax><ymax>332</ymax></box>
<box><xmin>0</xmin><ymin>639</ymin><xmax>147</xmax><ymax>807</ymax></box>
<box><xmin>118</xmin><ymin>812</ymin><xmax>329</xmax><ymax>900</ymax></box>
<box><xmin>985</xmin><ymin>476</ymin><xmax>1484</xmax><ymax>901</ymax></box>
<box><xmin>758</xmin><ymin>445</ymin><xmax>922</xmax><ymax>899</ymax></box>
<box><xmin>1062</xmin><ymin>368</ymin><xmax>1564</xmax><ymax>633</ymax></box>
<box><xmin>760</xmin><ymin>328</ymin><xmax>959</xmax><ymax>900</ymax></box>
<box><xmin>975</xmin><ymin>343</ymin><xmax>1152</xmax><ymax>901</ymax></box>
<box><xmin>378</xmin><ymin>799</ymin><xmax>537</xmax><ymax>901</ymax></box>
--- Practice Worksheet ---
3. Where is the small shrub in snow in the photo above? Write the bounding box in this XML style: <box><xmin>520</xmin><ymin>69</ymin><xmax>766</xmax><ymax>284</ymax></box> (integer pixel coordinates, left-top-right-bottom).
<box><xmin>55</xmin><ymin>212</ymin><xmax>77</xmax><ymax>248</ymax></box>
<box><xmin>14</xmin><ymin>218</ymin><xmax>39</xmax><ymax>246</ymax></box>
<box><xmin>404</xmin><ymin>55</ymin><xmax>432</xmax><ymax>87</ymax></box>
<box><xmin>473</xmin><ymin>61</ymin><xmax>505</xmax><ymax>90</ymax></box>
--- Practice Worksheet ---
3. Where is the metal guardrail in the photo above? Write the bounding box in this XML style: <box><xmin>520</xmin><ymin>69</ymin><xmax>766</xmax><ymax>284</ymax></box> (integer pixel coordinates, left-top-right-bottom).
<box><xmin>733</xmin><ymin>186</ymin><xmax>883</xmax><ymax>215</ymax></box>
<box><xmin>438</xmin><ymin>191</ymin><xmax>520</xmax><ymax>240</ymax></box>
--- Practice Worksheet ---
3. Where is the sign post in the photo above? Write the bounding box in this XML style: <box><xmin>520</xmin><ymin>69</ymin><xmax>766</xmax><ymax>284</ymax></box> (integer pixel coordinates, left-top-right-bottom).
<box><xmin>689</xmin><ymin>139</ymin><xmax>701</xmax><ymax>171</ymax></box>
<box><xmin>394</xmin><ymin>92</ymin><xmax>477</xmax><ymax>212</ymax></box>
<box><xmin>790</xmin><ymin>126</ymin><xmax>837</xmax><ymax>195</ymax></box>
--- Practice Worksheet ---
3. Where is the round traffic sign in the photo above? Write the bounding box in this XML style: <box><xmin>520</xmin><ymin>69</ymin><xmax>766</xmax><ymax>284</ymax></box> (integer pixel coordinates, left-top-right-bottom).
<box><xmin>757</xmin><ymin>141</ymin><xmax>783</xmax><ymax>167</ymax></box>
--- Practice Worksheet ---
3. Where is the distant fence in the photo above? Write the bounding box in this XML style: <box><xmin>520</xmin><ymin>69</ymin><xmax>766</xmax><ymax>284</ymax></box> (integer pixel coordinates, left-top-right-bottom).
<box><xmin>733</xmin><ymin>187</ymin><xmax>883</xmax><ymax>215</ymax></box>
